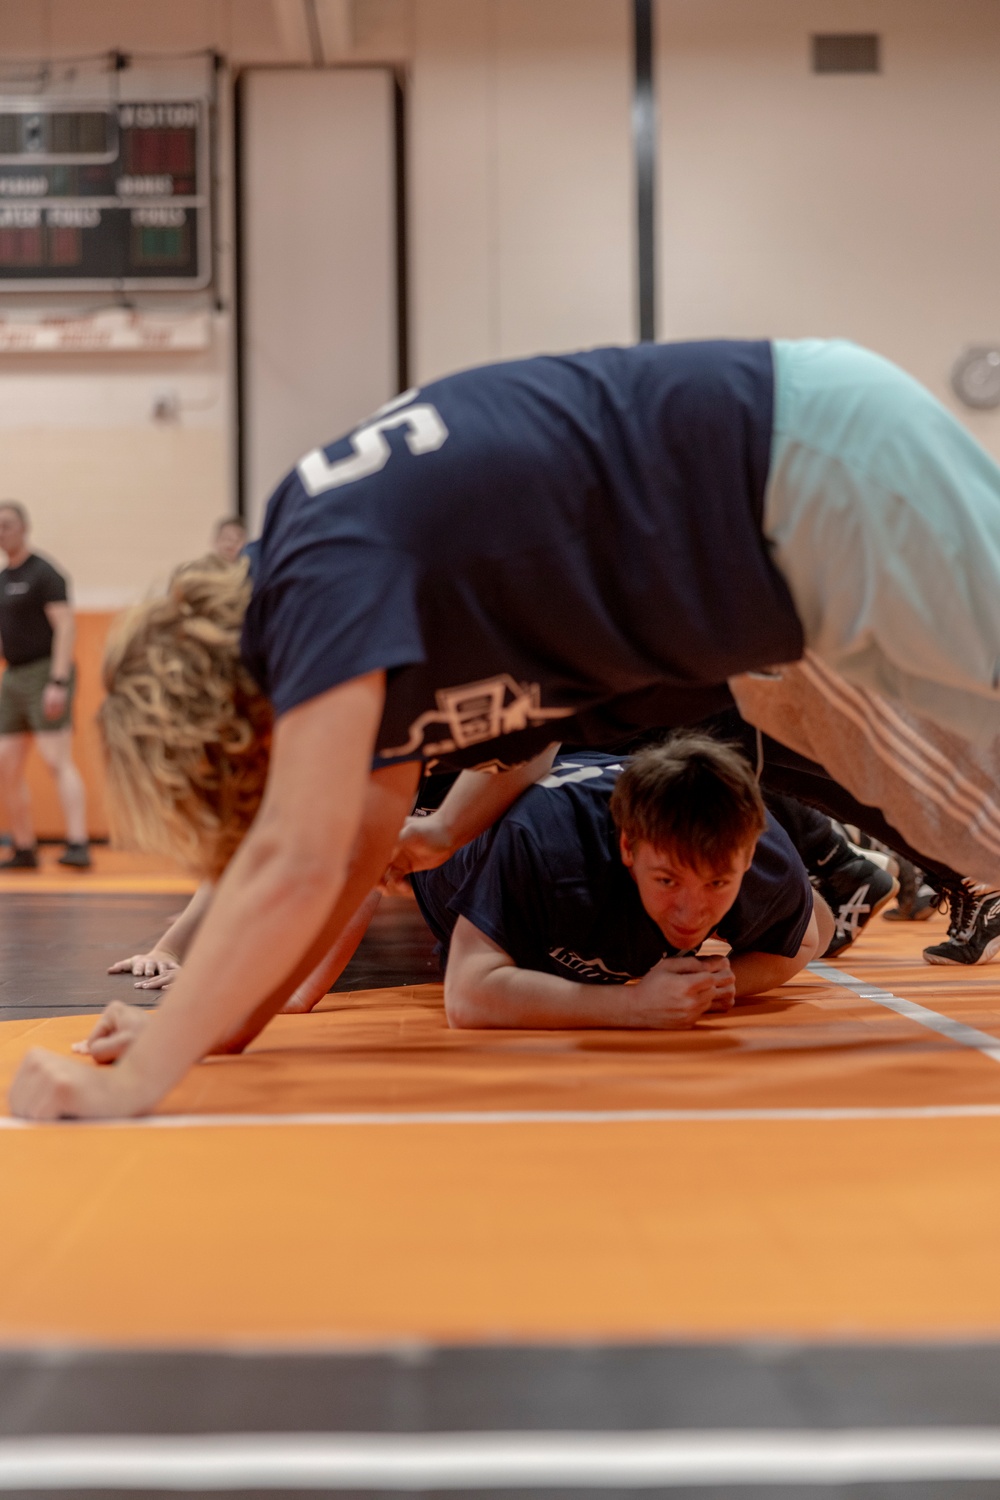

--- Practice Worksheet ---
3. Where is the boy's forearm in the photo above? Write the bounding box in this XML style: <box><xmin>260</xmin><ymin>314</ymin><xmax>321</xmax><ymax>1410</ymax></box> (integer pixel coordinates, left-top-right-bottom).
<box><xmin>208</xmin><ymin>857</ymin><xmax>389</xmax><ymax>1050</ymax></box>
<box><xmin>448</xmin><ymin>961</ymin><xmax>633</xmax><ymax>1029</ymax></box>
<box><xmin>435</xmin><ymin>744</ymin><xmax>559</xmax><ymax>852</ymax></box>
<box><xmin>109</xmin><ymin>764</ymin><xmax>416</xmax><ymax>1107</ymax></box>
<box><xmin>156</xmin><ymin>881</ymin><xmax>215</xmax><ymax>962</ymax></box>
<box><xmin>108</xmin><ymin>842</ymin><xmax>355</xmax><ymax>1105</ymax></box>
<box><xmin>281</xmin><ymin>887</ymin><xmax>383</xmax><ymax>1014</ymax></box>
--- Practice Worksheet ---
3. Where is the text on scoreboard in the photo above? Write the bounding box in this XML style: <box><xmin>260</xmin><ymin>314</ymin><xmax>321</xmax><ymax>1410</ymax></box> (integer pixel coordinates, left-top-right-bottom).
<box><xmin>0</xmin><ymin>100</ymin><xmax>210</xmax><ymax>289</ymax></box>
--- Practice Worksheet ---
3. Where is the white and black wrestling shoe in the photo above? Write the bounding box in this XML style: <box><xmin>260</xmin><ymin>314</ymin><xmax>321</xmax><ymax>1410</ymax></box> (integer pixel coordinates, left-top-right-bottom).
<box><xmin>814</xmin><ymin>849</ymin><xmax>899</xmax><ymax>958</ymax></box>
<box><xmin>923</xmin><ymin>883</ymin><xmax>1000</xmax><ymax>966</ymax></box>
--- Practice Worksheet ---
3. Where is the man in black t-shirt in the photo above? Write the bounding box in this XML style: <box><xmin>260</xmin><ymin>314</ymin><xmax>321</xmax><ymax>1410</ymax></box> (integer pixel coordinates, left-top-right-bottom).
<box><xmin>413</xmin><ymin>739</ymin><xmax>828</xmax><ymax>1030</ymax></box>
<box><xmin>0</xmin><ymin>502</ymin><xmax>90</xmax><ymax>869</ymax></box>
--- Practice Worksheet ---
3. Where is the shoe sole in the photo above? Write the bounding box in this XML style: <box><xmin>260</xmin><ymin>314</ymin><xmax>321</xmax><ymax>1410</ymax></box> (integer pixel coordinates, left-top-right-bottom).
<box><xmin>924</xmin><ymin>933</ymin><xmax>1000</xmax><ymax>967</ymax></box>
<box><xmin>824</xmin><ymin>877</ymin><xmax>900</xmax><ymax>959</ymax></box>
<box><xmin>883</xmin><ymin>897</ymin><xmax>939</xmax><ymax>923</ymax></box>
<box><xmin>847</xmin><ymin>841</ymin><xmax>898</xmax><ymax>877</ymax></box>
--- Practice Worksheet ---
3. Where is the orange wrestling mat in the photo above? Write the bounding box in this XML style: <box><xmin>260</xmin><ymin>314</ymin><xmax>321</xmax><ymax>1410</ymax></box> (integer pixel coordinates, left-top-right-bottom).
<box><xmin>0</xmin><ymin>846</ymin><xmax>195</xmax><ymax>895</ymax></box>
<box><xmin>4</xmin><ymin>915</ymin><xmax>1000</xmax><ymax>1347</ymax></box>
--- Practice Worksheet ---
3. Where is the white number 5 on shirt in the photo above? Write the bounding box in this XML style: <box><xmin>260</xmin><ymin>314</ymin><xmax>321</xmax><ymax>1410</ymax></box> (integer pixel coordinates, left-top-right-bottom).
<box><xmin>298</xmin><ymin>398</ymin><xmax>449</xmax><ymax>496</ymax></box>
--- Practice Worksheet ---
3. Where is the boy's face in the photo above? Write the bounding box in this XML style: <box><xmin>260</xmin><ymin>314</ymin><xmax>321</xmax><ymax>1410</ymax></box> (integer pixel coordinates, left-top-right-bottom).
<box><xmin>215</xmin><ymin>523</ymin><xmax>247</xmax><ymax>563</ymax></box>
<box><xmin>620</xmin><ymin>833</ymin><xmax>756</xmax><ymax>951</ymax></box>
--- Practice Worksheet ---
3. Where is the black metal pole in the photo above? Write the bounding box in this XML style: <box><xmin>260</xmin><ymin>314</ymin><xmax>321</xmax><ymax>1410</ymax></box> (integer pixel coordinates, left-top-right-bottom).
<box><xmin>394</xmin><ymin>73</ymin><xmax>410</xmax><ymax>394</ymax></box>
<box><xmin>233</xmin><ymin>71</ymin><xmax>247</xmax><ymax>520</ymax></box>
<box><xmin>633</xmin><ymin>0</ymin><xmax>656</xmax><ymax>342</ymax></box>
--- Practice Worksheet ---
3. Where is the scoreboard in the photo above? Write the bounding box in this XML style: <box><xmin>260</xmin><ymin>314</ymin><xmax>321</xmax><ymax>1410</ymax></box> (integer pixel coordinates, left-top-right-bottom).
<box><xmin>0</xmin><ymin>100</ymin><xmax>210</xmax><ymax>290</ymax></box>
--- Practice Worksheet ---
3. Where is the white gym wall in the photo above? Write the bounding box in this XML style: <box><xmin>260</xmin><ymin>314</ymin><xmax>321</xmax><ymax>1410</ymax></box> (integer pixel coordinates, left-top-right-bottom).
<box><xmin>409</xmin><ymin>0</ymin><xmax>634</xmax><ymax>384</ymax></box>
<box><xmin>654</xmin><ymin>0</ymin><xmax>1000</xmax><ymax>452</ymax></box>
<box><xmin>0</xmin><ymin>0</ymin><xmax>999</xmax><ymax>599</ymax></box>
<box><xmin>239</xmin><ymin>67</ymin><xmax>398</xmax><ymax>532</ymax></box>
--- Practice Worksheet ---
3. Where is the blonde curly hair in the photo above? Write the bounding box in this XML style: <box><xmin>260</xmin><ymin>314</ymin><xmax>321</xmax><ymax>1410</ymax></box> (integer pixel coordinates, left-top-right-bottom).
<box><xmin>98</xmin><ymin>557</ymin><xmax>273</xmax><ymax>877</ymax></box>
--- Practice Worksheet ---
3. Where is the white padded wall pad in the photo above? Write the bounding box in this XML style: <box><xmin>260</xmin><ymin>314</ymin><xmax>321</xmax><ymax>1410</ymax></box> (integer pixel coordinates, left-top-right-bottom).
<box><xmin>240</xmin><ymin>67</ymin><xmax>397</xmax><ymax>531</ymax></box>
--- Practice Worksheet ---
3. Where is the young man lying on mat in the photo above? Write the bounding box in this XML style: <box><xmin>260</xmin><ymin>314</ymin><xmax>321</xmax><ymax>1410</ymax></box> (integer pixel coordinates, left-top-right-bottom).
<box><xmin>411</xmin><ymin>736</ymin><xmax>831</xmax><ymax>1029</ymax></box>
<box><xmin>87</xmin><ymin>735</ymin><xmax>829</xmax><ymax>1058</ymax></box>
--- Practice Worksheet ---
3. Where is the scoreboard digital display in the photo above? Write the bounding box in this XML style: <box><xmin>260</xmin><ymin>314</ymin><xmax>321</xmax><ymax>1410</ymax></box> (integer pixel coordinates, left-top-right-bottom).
<box><xmin>0</xmin><ymin>100</ymin><xmax>210</xmax><ymax>289</ymax></box>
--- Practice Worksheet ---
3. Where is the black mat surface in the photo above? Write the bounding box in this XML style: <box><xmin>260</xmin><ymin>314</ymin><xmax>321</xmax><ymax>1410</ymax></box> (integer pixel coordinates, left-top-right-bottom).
<box><xmin>0</xmin><ymin>894</ymin><xmax>439</xmax><ymax>1022</ymax></box>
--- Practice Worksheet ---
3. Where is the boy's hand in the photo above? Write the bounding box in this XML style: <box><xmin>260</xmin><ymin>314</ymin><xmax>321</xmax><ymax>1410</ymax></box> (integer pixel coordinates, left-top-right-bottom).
<box><xmin>71</xmin><ymin>1000</ymin><xmax>150</xmax><ymax>1064</ymax></box>
<box><xmin>108</xmin><ymin>947</ymin><xmax>180</xmax><ymax>981</ymax></box>
<box><xmin>383</xmin><ymin>813</ymin><xmax>455</xmax><ymax>890</ymax></box>
<box><xmin>132</xmin><ymin>967</ymin><xmax>180</xmax><ymax>992</ymax></box>
<box><xmin>9</xmin><ymin>1047</ymin><xmax>147</xmax><ymax>1120</ymax></box>
<box><xmin>629</xmin><ymin>955</ymin><xmax>736</xmax><ymax>1029</ymax></box>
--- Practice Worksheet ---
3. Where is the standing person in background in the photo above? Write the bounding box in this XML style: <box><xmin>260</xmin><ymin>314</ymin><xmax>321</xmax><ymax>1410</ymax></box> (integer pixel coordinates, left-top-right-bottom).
<box><xmin>0</xmin><ymin>502</ymin><xmax>89</xmax><ymax>870</ymax></box>
<box><xmin>211</xmin><ymin>517</ymin><xmax>247</xmax><ymax>567</ymax></box>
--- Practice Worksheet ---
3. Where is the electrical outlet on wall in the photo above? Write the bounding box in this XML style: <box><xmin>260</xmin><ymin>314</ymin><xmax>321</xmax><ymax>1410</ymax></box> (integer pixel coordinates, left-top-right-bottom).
<box><xmin>151</xmin><ymin>390</ymin><xmax>181</xmax><ymax>424</ymax></box>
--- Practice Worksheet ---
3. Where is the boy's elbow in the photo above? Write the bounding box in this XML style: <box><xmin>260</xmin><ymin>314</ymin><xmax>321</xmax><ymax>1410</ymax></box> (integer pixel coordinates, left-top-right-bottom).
<box><xmin>443</xmin><ymin>970</ymin><xmax>493</xmax><ymax>1029</ymax></box>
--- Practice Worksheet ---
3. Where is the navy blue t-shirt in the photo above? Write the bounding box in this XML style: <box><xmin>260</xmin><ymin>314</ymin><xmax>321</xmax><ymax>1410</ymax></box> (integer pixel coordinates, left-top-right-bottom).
<box><xmin>242</xmin><ymin>342</ymin><xmax>803</xmax><ymax>771</ymax></box>
<box><xmin>411</xmin><ymin>755</ymin><xmax>814</xmax><ymax>981</ymax></box>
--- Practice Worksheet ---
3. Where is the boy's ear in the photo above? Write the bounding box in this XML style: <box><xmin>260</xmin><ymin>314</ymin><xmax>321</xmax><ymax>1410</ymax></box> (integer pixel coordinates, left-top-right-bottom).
<box><xmin>619</xmin><ymin>830</ymin><xmax>634</xmax><ymax>868</ymax></box>
<box><xmin>738</xmin><ymin>839</ymin><xmax>759</xmax><ymax>875</ymax></box>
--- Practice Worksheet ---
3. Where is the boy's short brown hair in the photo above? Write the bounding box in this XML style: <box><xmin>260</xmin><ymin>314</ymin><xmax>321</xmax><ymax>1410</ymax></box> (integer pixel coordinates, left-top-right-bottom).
<box><xmin>609</xmin><ymin>731</ymin><xmax>766</xmax><ymax>872</ymax></box>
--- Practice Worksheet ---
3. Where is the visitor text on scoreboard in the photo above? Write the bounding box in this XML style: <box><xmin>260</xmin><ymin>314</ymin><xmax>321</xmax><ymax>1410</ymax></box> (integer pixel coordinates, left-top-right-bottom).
<box><xmin>0</xmin><ymin>100</ymin><xmax>210</xmax><ymax>290</ymax></box>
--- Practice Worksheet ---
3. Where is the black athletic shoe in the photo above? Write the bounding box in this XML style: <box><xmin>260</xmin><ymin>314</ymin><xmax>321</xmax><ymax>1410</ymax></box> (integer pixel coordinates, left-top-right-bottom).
<box><xmin>57</xmin><ymin>842</ymin><xmax>92</xmax><ymax>869</ymax></box>
<box><xmin>883</xmin><ymin>860</ymin><xmax>941</xmax><ymax>922</ymax></box>
<box><xmin>815</xmin><ymin>853</ymin><xmax>899</xmax><ymax>957</ymax></box>
<box><xmin>923</xmin><ymin>884</ymin><xmax>1000</xmax><ymax>966</ymax></box>
<box><xmin>0</xmin><ymin>845</ymin><xmax>38</xmax><ymax>870</ymax></box>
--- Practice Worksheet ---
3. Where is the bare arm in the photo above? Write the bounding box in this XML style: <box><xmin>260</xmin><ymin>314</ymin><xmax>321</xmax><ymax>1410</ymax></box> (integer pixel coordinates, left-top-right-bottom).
<box><xmin>108</xmin><ymin>880</ymin><xmax>216</xmax><ymax>979</ymax></box>
<box><xmin>728</xmin><ymin>900</ymin><xmax>822</xmax><ymax>998</ymax></box>
<box><xmin>443</xmin><ymin>916</ymin><xmax>735</xmax><ymax>1031</ymax></box>
<box><xmin>90</xmin><ymin>882</ymin><xmax>385</xmax><ymax>1062</ymax></box>
<box><xmin>44</xmin><ymin>599</ymin><xmax>75</xmax><ymax>681</ymax></box>
<box><xmin>10</xmin><ymin>671</ymin><xmax>419</xmax><ymax>1119</ymax></box>
<box><xmin>386</xmin><ymin>744</ymin><xmax>560</xmax><ymax>880</ymax></box>
<box><xmin>281</xmin><ymin>887</ymin><xmax>383</xmax><ymax>1013</ymax></box>
<box><xmin>41</xmin><ymin>600</ymin><xmax>74</xmax><ymax>722</ymax></box>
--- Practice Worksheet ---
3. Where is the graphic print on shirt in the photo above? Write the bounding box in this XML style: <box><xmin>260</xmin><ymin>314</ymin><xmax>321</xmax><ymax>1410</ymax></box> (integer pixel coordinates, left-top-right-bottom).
<box><xmin>539</xmin><ymin>761</ymin><xmax>623</xmax><ymax>788</ymax></box>
<box><xmin>379</xmin><ymin>673</ymin><xmax>577</xmax><ymax>759</ymax></box>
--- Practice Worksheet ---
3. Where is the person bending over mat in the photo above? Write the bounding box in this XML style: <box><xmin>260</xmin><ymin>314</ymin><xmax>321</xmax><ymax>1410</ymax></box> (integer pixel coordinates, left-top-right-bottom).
<box><xmin>414</xmin><ymin>739</ymin><xmax>829</xmax><ymax>1030</ymax></box>
<box><xmin>89</xmin><ymin>737</ymin><xmax>825</xmax><ymax>1057</ymax></box>
<box><xmin>14</xmin><ymin>337</ymin><xmax>1000</xmax><ymax>1119</ymax></box>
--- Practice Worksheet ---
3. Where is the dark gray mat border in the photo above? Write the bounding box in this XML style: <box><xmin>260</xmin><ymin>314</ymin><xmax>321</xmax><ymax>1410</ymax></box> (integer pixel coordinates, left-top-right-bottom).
<box><xmin>3</xmin><ymin>1341</ymin><xmax>1000</xmax><ymax>1437</ymax></box>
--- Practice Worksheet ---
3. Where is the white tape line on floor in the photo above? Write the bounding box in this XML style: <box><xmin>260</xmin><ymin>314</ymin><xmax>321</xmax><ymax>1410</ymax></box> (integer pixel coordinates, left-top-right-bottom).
<box><xmin>4</xmin><ymin>963</ymin><xmax>1000</xmax><ymax>1131</ymax></box>
<box><xmin>4</xmin><ymin>1103</ymin><xmax>1000</xmax><ymax>1130</ymax></box>
<box><xmin>811</xmin><ymin>961</ymin><xmax>1000</xmax><ymax>1063</ymax></box>
<box><xmin>4</xmin><ymin>1429</ymin><xmax>1000</xmax><ymax>1488</ymax></box>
